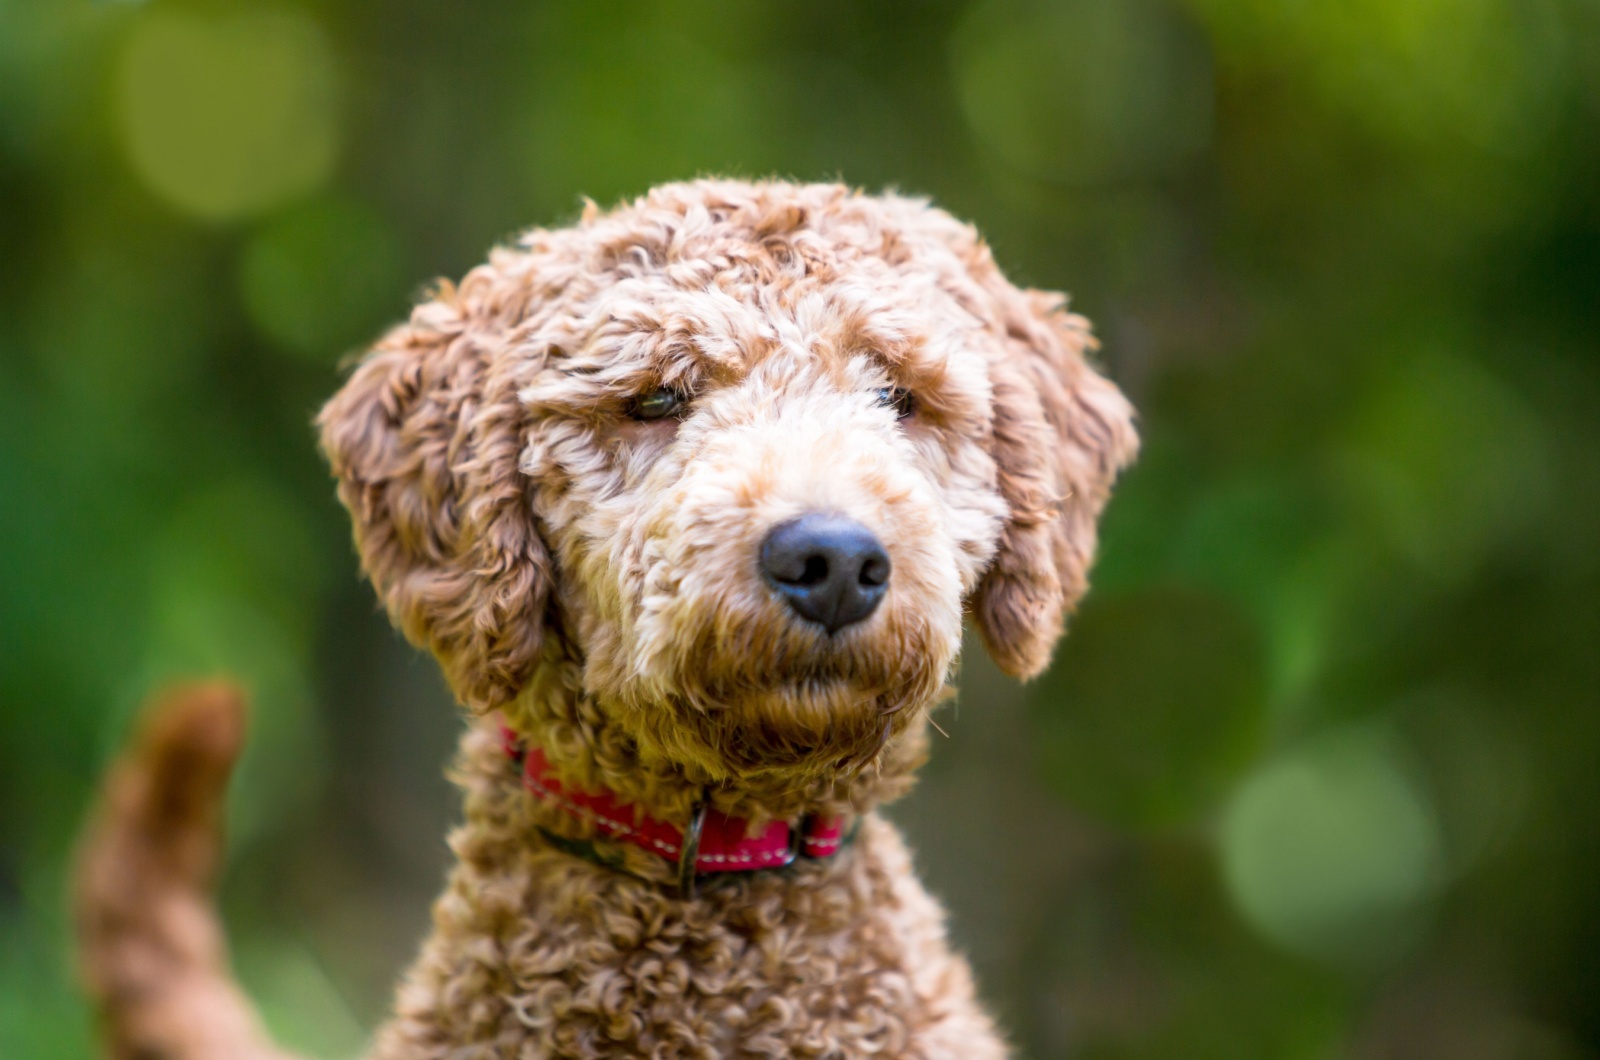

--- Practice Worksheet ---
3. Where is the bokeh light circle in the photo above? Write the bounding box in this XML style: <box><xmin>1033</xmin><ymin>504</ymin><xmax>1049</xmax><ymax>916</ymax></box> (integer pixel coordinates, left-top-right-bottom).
<box><xmin>1220</xmin><ymin>725</ymin><xmax>1445</xmax><ymax>963</ymax></box>
<box><xmin>115</xmin><ymin>10</ymin><xmax>339</xmax><ymax>221</ymax></box>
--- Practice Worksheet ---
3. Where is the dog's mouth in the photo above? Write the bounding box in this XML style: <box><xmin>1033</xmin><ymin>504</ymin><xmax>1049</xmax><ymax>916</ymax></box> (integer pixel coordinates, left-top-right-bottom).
<box><xmin>646</xmin><ymin>630</ymin><xmax>946</xmax><ymax>775</ymax></box>
<box><xmin>681</xmin><ymin>612</ymin><xmax>933</xmax><ymax>700</ymax></box>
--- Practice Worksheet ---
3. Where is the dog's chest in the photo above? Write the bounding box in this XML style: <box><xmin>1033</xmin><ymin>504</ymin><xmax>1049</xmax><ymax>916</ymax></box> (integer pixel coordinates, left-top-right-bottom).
<box><xmin>370</xmin><ymin>816</ymin><xmax>1006</xmax><ymax>1059</ymax></box>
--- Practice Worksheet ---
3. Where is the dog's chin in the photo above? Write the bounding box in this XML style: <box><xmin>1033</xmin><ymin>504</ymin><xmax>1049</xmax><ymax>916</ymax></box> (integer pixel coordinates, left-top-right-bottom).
<box><xmin>701</xmin><ymin>639</ymin><xmax>956</xmax><ymax>768</ymax></box>
<box><xmin>618</xmin><ymin>660</ymin><xmax>948</xmax><ymax>782</ymax></box>
<box><xmin>712</xmin><ymin>677</ymin><xmax>915</xmax><ymax>774</ymax></box>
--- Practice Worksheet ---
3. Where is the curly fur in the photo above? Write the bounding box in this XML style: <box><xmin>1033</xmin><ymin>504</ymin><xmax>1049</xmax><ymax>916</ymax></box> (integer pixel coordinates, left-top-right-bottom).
<box><xmin>75</xmin><ymin>179</ymin><xmax>1137</xmax><ymax>1058</ymax></box>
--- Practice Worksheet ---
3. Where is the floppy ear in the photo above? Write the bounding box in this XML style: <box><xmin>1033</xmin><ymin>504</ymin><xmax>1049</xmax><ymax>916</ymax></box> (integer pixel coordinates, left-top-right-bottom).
<box><xmin>971</xmin><ymin>287</ymin><xmax>1139</xmax><ymax>680</ymax></box>
<box><xmin>317</xmin><ymin>288</ymin><xmax>553</xmax><ymax>713</ymax></box>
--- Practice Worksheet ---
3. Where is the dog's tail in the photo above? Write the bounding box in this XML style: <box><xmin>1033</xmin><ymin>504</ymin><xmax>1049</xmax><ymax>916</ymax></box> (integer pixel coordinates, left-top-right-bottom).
<box><xmin>73</xmin><ymin>682</ymin><xmax>300</xmax><ymax>1060</ymax></box>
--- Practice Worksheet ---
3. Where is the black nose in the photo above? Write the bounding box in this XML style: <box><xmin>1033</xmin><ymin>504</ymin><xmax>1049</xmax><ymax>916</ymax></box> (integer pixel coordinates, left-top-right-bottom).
<box><xmin>759</xmin><ymin>514</ymin><xmax>890</xmax><ymax>633</ymax></box>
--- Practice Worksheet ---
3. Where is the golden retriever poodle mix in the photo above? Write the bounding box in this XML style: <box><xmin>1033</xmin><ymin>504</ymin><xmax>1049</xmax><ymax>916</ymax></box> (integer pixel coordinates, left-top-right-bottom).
<box><xmin>74</xmin><ymin>180</ymin><xmax>1137</xmax><ymax>1059</ymax></box>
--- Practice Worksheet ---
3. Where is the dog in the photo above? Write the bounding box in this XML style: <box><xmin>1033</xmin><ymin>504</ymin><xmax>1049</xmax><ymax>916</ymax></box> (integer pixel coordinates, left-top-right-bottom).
<box><xmin>75</xmin><ymin>179</ymin><xmax>1137</xmax><ymax>1058</ymax></box>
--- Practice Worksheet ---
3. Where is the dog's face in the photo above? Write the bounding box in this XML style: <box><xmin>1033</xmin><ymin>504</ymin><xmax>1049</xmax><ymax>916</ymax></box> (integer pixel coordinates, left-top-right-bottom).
<box><xmin>320</xmin><ymin>182</ymin><xmax>1136</xmax><ymax>785</ymax></box>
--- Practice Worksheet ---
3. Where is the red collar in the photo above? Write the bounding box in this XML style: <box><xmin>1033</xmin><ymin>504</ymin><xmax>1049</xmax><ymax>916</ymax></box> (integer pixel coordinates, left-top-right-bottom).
<box><xmin>499</xmin><ymin>725</ymin><xmax>849</xmax><ymax>893</ymax></box>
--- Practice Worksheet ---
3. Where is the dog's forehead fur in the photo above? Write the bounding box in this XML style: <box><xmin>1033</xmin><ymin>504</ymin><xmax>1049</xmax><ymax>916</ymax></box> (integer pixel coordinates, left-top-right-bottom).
<box><xmin>504</xmin><ymin>182</ymin><xmax>1003</xmax><ymax>410</ymax></box>
<box><xmin>320</xmin><ymin>179</ymin><xmax>1138</xmax><ymax>802</ymax></box>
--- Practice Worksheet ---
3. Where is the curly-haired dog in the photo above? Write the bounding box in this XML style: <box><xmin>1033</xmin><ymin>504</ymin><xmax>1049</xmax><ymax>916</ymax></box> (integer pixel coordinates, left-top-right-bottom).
<box><xmin>75</xmin><ymin>180</ymin><xmax>1137</xmax><ymax>1058</ymax></box>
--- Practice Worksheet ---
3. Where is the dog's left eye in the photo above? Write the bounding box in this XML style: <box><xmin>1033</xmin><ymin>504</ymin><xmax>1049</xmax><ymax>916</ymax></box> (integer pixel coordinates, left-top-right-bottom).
<box><xmin>875</xmin><ymin>387</ymin><xmax>916</xmax><ymax>419</ymax></box>
<box><xmin>627</xmin><ymin>387</ymin><xmax>686</xmax><ymax>421</ymax></box>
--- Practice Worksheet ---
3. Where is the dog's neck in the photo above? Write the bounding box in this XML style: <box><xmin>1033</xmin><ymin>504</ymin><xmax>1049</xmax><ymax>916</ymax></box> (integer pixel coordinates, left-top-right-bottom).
<box><xmin>495</xmin><ymin>656</ymin><xmax>936</xmax><ymax>829</ymax></box>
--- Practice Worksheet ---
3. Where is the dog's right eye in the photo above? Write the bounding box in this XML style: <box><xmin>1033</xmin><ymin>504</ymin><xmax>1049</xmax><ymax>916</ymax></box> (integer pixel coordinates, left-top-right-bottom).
<box><xmin>627</xmin><ymin>387</ymin><xmax>686</xmax><ymax>421</ymax></box>
<box><xmin>875</xmin><ymin>387</ymin><xmax>917</xmax><ymax>419</ymax></box>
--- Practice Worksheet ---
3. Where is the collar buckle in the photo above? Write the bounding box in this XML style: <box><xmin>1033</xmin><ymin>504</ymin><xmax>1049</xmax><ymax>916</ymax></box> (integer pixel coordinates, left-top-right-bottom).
<box><xmin>677</xmin><ymin>795</ymin><xmax>708</xmax><ymax>900</ymax></box>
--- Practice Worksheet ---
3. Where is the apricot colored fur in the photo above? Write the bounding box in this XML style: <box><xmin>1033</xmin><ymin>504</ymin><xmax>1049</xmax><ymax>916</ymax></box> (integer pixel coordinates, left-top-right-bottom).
<box><xmin>74</xmin><ymin>684</ymin><xmax>295</xmax><ymax>1060</ymax></box>
<box><xmin>75</xmin><ymin>180</ymin><xmax>1137</xmax><ymax>1058</ymax></box>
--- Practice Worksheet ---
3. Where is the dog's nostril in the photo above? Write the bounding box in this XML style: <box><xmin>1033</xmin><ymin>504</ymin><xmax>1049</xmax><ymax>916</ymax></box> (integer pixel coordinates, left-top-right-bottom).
<box><xmin>759</xmin><ymin>514</ymin><xmax>891</xmax><ymax>634</ymax></box>
<box><xmin>798</xmin><ymin>554</ymin><xmax>830</xmax><ymax>587</ymax></box>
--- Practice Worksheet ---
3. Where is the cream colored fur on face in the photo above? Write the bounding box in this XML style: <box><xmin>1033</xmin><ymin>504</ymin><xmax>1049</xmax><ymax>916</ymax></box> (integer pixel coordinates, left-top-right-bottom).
<box><xmin>314</xmin><ymin>179</ymin><xmax>1138</xmax><ymax>1058</ymax></box>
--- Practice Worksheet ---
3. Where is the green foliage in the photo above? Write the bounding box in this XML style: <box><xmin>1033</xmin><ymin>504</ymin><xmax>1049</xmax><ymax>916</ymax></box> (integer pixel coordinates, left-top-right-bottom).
<box><xmin>2</xmin><ymin>0</ymin><xmax>1596</xmax><ymax>1056</ymax></box>
<box><xmin>1032</xmin><ymin>586</ymin><xmax>1268</xmax><ymax>830</ymax></box>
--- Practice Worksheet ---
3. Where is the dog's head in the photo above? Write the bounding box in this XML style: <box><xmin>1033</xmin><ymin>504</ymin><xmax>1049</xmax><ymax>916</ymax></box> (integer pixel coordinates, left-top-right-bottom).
<box><xmin>320</xmin><ymin>181</ymin><xmax>1136</xmax><ymax>786</ymax></box>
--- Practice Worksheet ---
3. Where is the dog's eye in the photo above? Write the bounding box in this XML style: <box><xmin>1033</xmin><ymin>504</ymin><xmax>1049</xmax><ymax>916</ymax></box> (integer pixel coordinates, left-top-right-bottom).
<box><xmin>627</xmin><ymin>387</ymin><xmax>686</xmax><ymax>421</ymax></box>
<box><xmin>875</xmin><ymin>387</ymin><xmax>916</xmax><ymax>419</ymax></box>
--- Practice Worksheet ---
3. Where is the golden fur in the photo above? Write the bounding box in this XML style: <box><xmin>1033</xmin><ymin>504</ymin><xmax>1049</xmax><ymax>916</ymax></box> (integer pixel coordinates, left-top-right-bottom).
<box><xmin>75</xmin><ymin>179</ymin><xmax>1137</xmax><ymax>1058</ymax></box>
<box><xmin>74</xmin><ymin>685</ymin><xmax>295</xmax><ymax>1060</ymax></box>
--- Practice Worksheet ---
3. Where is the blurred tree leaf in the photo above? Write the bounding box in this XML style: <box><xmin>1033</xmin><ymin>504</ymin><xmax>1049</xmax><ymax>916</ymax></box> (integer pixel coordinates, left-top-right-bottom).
<box><xmin>1030</xmin><ymin>586</ymin><xmax>1268</xmax><ymax>831</ymax></box>
<box><xmin>953</xmin><ymin>0</ymin><xmax>1213</xmax><ymax>185</ymax></box>
<box><xmin>1337</xmin><ymin>347</ymin><xmax>1551</xmax><ymax>584</ymax></box>
<box><xmin>240</xmin><ymin>196</ymin><xmax>405</xmax><ymax>362</ymax></box>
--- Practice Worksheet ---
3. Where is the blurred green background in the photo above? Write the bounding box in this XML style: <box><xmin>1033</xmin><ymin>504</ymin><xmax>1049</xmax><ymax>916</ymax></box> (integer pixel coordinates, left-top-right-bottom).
<box><xmin>2</xmin><ymin>0</ymin><xmax>1597</xmax><ymax>1056</ymax></box>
